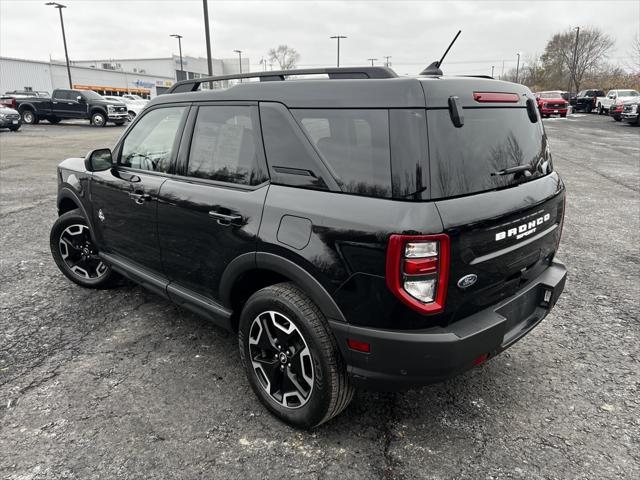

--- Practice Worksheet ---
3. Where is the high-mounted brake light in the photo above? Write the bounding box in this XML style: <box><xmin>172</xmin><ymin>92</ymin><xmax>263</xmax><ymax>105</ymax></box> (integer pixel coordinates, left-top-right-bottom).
<box><xmin>386</xmin><ymin>234</ymin><xmax>450</xmax><ymax>314</ymax></box>
<box><xmin>473</xmin><ymin>92</ymin><xmax>520</xmax><ymax>103</ymax></box>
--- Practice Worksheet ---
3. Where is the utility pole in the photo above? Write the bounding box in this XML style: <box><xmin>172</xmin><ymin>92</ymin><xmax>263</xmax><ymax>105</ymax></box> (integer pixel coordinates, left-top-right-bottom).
<box><xmin>570</xmin><ymin>26</ymin><xmax>580</xmax><ymax>93</ymax></box>
<box><xmin>383</xmin><ymin>56</ymin><xmax>392</xmax><ymax>67</ymax></box>
<box><xmin>501</xmin><ymin>60</ymin><xmax>505</xmax><ymax>79</ymax></box>
<box><xmin>330</xmin><ymin>35</ymin><xmax>347</xmax><ymax>67</ymax></box>
<box><xmin>170</xmin><ymin>34</ymin><xmax>184</xmax><ymax>79</ymax></box>
<box><xmin>491</xmin><ymin>65</ymin><xmax>495</xmax><ymax>77</ymax></box>
<box><xmin>202</xmin><ymin>0</ymin><xmax>213</xmax><ymax>76</ymax></box>
<box><xmin>45</xmin><ymin>2</ymin><xmax>72</xmax><ymax>88</ymax></box>
<box><xmin>367</xmin><ymin>58</ymin><xmax>378</xmax><ymax>67</ymax></box>
<box><xmin>515</xmin><ymin>52</ymin><xmax>521</xmax><ymax>83</ymax></box>
<box><xmin>234</xmin><ymin>50</ymin><xmax>243</xmax><ymax>82</ymax></box>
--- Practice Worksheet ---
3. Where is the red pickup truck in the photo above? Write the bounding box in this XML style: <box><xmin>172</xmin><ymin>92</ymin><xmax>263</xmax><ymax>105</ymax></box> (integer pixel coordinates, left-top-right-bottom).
<box><xmin>535</xmin><ymin>92</ymin><xmax>568</xmax><ymax>118</ymax></box>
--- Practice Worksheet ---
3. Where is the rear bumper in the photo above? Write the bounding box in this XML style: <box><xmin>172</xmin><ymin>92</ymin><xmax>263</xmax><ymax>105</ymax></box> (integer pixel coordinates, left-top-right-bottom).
<box><xmin>330</xmin><ymin>260</ymin><xmax>567</xmax><ymax>390</ymax></box>
<box><xmin>622</xmin><ymin>113</ymin><xmax>639</xmax><ymax>122</ymax></box>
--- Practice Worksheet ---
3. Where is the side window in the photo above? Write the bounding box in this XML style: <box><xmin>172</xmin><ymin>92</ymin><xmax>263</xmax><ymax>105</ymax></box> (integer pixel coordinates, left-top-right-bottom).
<box><xmin>120</xmin><ymin>106</ymin><xmax>186</xmax><ymax>172</ymax></box>
<box><xmin>293</xmin><ymin>109</ymin><xmax>392</xmax><ymax>198</ymax></box>
<box><xmin>186</xmin><ymin>105</ymin><xmax>266</xmax><ymax>186</ymax></box>
<box><xmin>260</xmin><ymin>102</ymin><xmax>330</xmax><ymax>190</ymax></box>
<box><xmin>54</xmin><ymin>90</ymin><xmax>70</xmax><ymax>100</ymax></box>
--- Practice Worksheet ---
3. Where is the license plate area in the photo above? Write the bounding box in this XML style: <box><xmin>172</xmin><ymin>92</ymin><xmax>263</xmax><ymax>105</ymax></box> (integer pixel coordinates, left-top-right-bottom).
<box><xmin>497</xmin><ymin>286</ymin><xmax>543</xmax><ymax>346</ymax></box>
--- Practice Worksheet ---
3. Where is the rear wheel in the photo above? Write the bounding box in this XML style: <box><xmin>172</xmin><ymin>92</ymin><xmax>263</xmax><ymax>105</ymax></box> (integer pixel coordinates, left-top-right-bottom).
<box><xmin>50</xmin><ymin>209</ymin><xmax>119</xmax><ymax>288</ymax></box>
<box><xmin>91</xmin><ymin>111</ymin><xmax>107</xmax><ymax>127</ymax></box>
<box><xmin>598</xmin><ymin>104</ymin><xmax>604</xmax><ymax>115</ymax></box>
<box><xmin>239</xmin><ymin>283</ymin><xmax>354</xmax><ymax>428</ymax></box>
<box><xmin>21</xmin><ymin>109</ymin><xmax>38</xmax><ymax>124</ymax></box>
<box><xmin>114</xmin><ymin>120</ymin><xmax>125</xmax><ymax>126</ymax></box>
<box><xmin>48</xmin><ymin>116</ymin><xmax>61</xmax><ymax>124</ymax></box>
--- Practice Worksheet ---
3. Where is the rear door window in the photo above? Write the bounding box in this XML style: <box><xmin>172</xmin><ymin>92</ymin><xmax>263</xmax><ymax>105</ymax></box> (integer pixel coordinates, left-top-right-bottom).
<box><xmin>293</xmin><ymin>109</ymin><xmax>392</xmax><ymax>197</ymax></box>
<box><xmin>428</xmin><ymin>108</ymin><xmax>550</xmax><ymax>199</ymax></box>
<box><xmin>186</xmin><ymin>105</ymin><xmax>267</xmax><ymax>186</ymax></box>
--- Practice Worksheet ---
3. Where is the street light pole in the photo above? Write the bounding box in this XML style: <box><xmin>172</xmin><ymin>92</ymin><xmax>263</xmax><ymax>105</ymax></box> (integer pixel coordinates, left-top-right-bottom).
<box><xmin>45</xmin><ymin>2</ymin><xmax>72</xmax><ymax>88</ymax></box>
<box><xmin>515</xmin><ymin>52</ymin><xmax>521</xmax><ymax>83</ymax></box>
<box><xmin>383</xmin><ymin>56</ymin><xmax>391</xmax><ymax>67</ymax></box>
<box><xmin>202</xmin><ymin>0</ymin><xmax>213</xmax><ymax>76</ymax></box>
<box><xmin>330</xmin><ymin>35</ymin><xmax>347</xmax><ymax>67</ymax></box>
<box><xmin>570</xmin><ymin>26</ymin><xmax>580</xmax><ymax>93</ymax></box>
<box><xmin>170</xmin><ymin>34</ymin><xmax>184</xmax><ymax>79</ymax></box>
<box><xmin>367</xmin><ymin>58</ymin><xmax>378</xmax><ymax>67</ymax></box>
<box><xmin>234</xmin><ymin>49</ymin><xmax>243</xmax><ymax>81</ymax></box>
<box><xmin>491</xmin><ymin>65</ymin><xmax>495</xmax><ymax>77</ymax></box>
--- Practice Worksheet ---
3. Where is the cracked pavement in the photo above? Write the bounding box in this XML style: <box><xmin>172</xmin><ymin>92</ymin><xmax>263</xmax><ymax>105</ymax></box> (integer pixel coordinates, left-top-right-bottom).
<box><xmin>1</xmin><ymin>115</ymin><xmax>638</xmax><ymax>479</ymax></box>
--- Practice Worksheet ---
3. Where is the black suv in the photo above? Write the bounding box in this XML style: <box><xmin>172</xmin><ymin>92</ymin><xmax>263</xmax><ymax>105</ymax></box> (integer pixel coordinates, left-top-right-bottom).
<box><xmin>50</xmin><ymin>67</ymin><xmax>567</xmax><ymax>427</ymax></box>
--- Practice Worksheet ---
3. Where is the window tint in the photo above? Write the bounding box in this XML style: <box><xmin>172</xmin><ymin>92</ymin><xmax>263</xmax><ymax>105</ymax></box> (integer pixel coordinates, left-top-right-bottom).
<box><xmin>390</xmin><ymin>109</ymin><xmax>429</xmax><ymax>199</ymax></box>
<box><xmin>260</xmin><ymin>102</ymin><xmax>329</xmax><ymax>190</ymax></box>
<box><xmin>293</xmin><ymin>109</ymin><xmax>391</xmax><ymax>197</ymax></box>
<box><xmin>54</xmin><ymin>90</ymin><xmax>71</xmax><ymax>100</ymax></box>
<box><xmin>428</xmin><ymin>108</ymin><xmax>549</xmax><ymax>199</ymax></box>
<box><xmin>187</xmin><ymin>105</ymin><xmax>265</xmax><ymax>185</ymax></box>
<box><xmin>120</xmin><ymin>106</ymin><xmax>186</xmax><ymax>172</ymax></box>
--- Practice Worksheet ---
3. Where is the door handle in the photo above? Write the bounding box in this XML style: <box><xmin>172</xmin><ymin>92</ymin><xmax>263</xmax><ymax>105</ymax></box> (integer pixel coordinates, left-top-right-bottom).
<box><xmin>68</xmin><ymin>102</ymin><xmax>74</xmax><ymax>105</ymax></box>
<box><xmin>208</xmin><ymin>211</ymin><xmax>243</xmax><ymax>225</ymax></box>
<box><xmin>129</xmin><ymin>191</ymin><xmax>152</xmax><ymax>204</ymax></box>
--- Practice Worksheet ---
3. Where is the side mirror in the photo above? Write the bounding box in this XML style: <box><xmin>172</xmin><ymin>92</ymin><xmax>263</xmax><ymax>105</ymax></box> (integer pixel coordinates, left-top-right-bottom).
<box><xmin>77</xmin><ymin>95</ymin><xmax>85</xmax><ymax>103</ymax></box>
<box><xmin>85</xmin><ymin>148</ymin><xmax>113</xmax><ymax>172</ymax></box>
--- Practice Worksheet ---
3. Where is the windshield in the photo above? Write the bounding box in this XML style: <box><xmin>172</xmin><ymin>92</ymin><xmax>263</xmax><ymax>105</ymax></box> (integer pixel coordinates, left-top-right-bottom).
<box><xmin>617</xmin><ymin>90</ymin><xmax>639</xmax><ymax>97</ymax></box>
<box><xmin>540</xmin><ymin>93</ymin><xmax>564</xmax><ymax>99</ymax></box>
<box><xmin>428</xmin><ymin>108</ymin><xmax>550</xmax><ymax>199</ymax></box>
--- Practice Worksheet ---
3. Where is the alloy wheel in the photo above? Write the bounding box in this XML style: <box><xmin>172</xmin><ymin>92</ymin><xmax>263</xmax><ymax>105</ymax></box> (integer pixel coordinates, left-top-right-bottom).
<box><xmin>248</xmin><ymin>311</ymin><xmax>314</xmax><ymax>409</ymax></box>
<box><xmin>58</xmin><ymin>224</ymin><xmax>107</xmax><ymax>279</ymax></box>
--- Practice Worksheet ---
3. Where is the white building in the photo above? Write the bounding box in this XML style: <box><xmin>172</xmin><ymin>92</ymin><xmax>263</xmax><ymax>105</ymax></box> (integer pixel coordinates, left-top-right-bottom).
<box><xmin>0</xmin><ymin>54</ymin><xmax>250</xmax><ymax>98</ymax></box>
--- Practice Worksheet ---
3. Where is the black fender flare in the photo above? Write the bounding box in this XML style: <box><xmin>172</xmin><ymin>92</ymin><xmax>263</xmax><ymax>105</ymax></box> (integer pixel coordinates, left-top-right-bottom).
<box><xmin>89</xmin><ymin>107</ymin><xmax>108</xmax><ymax>118</ymax></box>
<box><xmin>57</xmin><ymin>186</ymin><xmax>98</xmax><ymax>243</ymax></box>
<box><xmin>17</xmin><ymin>102</ymin><xmax>37</xmax><ymax>113</ymax></box>
<box><xmin>219</xmin><ymin>251</ymin><xmax>347</xmax><ymax>323</ymax></box>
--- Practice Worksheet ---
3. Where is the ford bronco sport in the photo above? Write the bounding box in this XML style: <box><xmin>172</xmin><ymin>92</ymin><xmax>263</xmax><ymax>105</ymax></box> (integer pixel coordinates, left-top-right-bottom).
<box><xmin>50</xmin><ymin>66</ymin><xmax>567</xmax><ymax>428</ymax></box>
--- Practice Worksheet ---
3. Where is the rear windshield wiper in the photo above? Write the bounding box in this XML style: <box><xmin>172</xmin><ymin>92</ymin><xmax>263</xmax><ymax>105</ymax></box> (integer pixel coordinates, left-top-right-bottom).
<box><xmin>491</xmin><ymin>165</ymin><xmax>534</xmax><ymax>177</ymax></box>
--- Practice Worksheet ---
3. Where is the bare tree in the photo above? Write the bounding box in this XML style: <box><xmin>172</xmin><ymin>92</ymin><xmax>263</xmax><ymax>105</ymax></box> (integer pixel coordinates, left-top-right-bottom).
<box><xmin>541</xmin><ymin>26</ymin><xmax>614</xmax><ymax>93</ymax></box>
<box><xmin>629</xmin><ymin>32</ymin><xmax>640</xmax><ymax>73</ymax></box>
<box><xmin>267</xmin><ymin>45</ymin><xmax>300</xmax><ymax>70</ymax></box>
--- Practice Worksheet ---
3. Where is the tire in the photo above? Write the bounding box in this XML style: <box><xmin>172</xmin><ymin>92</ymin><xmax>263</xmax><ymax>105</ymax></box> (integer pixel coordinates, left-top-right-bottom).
<box><xmin>560</xmin><ymin>113</ymin><xmax>567</xmax><ymax>118</ymax></box>
<box><xmin>586</xmin><ymin>105</ymin><xmax>592</xmax><ymax>113</ymax></box>
<box><xmin>50</xmin><ymin>209</ymin><xmax>119</xmax><ymax>289</ymax></box>
<box><xmin>9</xmin><ymin>126</ymin><xmax>20</xmax><ymax>131</ymax></box>
<box><xmin>21</xmin><ymin>109</ymin><xmax>38</xmax><ymax>124</ymax></box>
<box><xmin>114</xmin><ymin>121</ymin><xmax>125</xmax><ymax>126</ymax></box>
<box><xmin>127</xmin><ymin>111</ymin><xmax>136</xmax><ymax>122</ymax></box>
<box><xmin>614</xmin><ymin>116</ymin><xmax>621</xmax><ymax>122</ymax></box>
<box><xmin>48</xmin><ymin>116</ymin><xmax>61</xmax><ymax>124</ymax></box>
<box><xmin>239</xmin><ymin>282</ymin><xmax>354</xmax><ymax>428</ymax></box>
<box><xmin>598</xmin><ymin>104</ymin><xmax>604</xmax><ymax>115</ymax></box>
<box><xmin>91</xmin><ymin>111</ymin><xmax>107</xmax><ymax>127</ymax></box>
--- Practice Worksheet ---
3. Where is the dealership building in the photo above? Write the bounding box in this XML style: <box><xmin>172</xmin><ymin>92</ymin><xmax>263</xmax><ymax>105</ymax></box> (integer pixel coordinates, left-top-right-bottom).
<box><xmin>0</xmin><ymin>54</ymin><xmax>249</xmax><ymax>98</ymax></box>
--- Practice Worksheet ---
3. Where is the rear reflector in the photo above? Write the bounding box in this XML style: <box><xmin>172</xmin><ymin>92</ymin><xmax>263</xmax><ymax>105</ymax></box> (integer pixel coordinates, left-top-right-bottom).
<box><xmin>473</xmin><ymin>92</ymin><xmax>520</xmax><ymax>103</ymax></box>
<box><xmin>347</xmin><ymin>338</ymin><xmax>370</xmax><ymax>353</ymax></box>
<box><xmin>403</xmin><ymin>257</ymin><xmax>438</xmax><ymax>275</ymax></box>
<box><xmin>472</xmin><ymin>353</ymin><xmax>489</xmax><ymax>366</ymax></box>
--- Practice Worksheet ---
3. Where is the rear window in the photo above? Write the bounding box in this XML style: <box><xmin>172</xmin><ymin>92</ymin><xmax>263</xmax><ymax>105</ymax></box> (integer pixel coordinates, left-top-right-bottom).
<box><xmin>428</xmin><ymin>108</ymin><xmax>550</xmax><ymax>199</ymax></box>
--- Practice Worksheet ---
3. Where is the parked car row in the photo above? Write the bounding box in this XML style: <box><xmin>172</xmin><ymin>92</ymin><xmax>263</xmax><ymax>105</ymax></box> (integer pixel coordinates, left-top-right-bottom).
<box><xmin>1</xmin><ymin>88</ymin><xmax>150</xmax><ymax>129</ymax></box>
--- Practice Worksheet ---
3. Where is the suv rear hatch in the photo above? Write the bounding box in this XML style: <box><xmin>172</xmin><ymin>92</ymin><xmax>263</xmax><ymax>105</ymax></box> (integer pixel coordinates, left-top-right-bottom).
<box><xmin>421</xmin><ymin>77</ymin><xmax>565</xmax><ymax>325</ymax></box>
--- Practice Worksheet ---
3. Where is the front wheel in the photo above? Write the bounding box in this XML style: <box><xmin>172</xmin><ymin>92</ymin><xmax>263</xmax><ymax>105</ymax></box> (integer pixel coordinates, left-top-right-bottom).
<box><xmin>91</xmin><ymin>111</ymin><xmax>107</xmax><ymax>127</ymax></box>
<box><xmin>239</xmin><ymin>283</ymin><xmax>354</xmax><ymax>428</ymax></box>
<box><xmin>114</xmin><ymin>121</ymin><xmax>125</xmax><ymax>126</ymax></box>
<box><xmin>50</xmin><ymin>209</ymin><xmax>119</xmax><ymax>288</ymax></box>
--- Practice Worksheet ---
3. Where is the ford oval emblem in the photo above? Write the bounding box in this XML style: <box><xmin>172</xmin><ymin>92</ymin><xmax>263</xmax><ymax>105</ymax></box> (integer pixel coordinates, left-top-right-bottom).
<box><xmin>457</xmin><ymin>274</ymin><xmax>477</xmax><ymax>289</ymax></box>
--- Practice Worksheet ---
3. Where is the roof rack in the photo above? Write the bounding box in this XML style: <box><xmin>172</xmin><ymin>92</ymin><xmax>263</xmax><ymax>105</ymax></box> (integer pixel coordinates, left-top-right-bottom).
<box><xmin>166</xmin><ymin>66</ymin><xmax>398</xmax><ymax>94</ymax></box>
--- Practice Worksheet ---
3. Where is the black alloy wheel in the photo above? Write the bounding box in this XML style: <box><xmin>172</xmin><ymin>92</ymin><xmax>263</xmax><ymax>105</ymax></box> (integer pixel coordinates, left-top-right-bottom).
<box><xmin>248</xmin><ymin>310</ymin><xmax>315</xmax><ymax>409</ymax></box>
<box><xmin>50</xmin><ymin>209</ymin><xmax>119</xmax><ymax>288</ymax></box>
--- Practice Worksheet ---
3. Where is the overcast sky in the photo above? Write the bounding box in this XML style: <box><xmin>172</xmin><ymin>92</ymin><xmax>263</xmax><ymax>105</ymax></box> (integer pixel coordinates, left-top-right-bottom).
<box><xmin>1</xmin><ymin>0</ymin><xmax>638</xmax><ymax>76</ymax></box>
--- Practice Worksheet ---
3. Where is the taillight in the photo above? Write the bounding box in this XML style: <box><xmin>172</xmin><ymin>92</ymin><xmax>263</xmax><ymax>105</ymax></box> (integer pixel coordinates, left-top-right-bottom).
<box><xmin>556</xmin><ymin>190</ymin><xmax>566</xmax><ymax>251</ymax></box>
<box><xmin>386</xmin><ymin>234</ymin><xmax>450</xmax><ymax>314</ymax></box>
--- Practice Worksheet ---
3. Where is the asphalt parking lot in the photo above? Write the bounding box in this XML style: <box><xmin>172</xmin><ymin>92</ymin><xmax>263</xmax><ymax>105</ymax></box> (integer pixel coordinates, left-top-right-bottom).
<box><xmin>1</xmin><ymin>114</ymin><xmax>638</xmax><ymax>479</ymax></box>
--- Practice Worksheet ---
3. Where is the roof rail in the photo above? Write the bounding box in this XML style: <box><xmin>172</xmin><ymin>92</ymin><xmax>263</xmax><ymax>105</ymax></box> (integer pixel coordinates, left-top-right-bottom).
<box><xmin>166</xmin><ymin>66</ymin><xmax>398</xmax><ymax>94</ymax></box>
